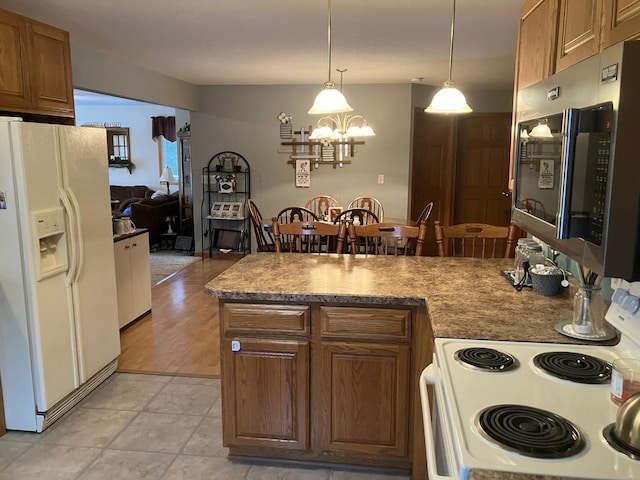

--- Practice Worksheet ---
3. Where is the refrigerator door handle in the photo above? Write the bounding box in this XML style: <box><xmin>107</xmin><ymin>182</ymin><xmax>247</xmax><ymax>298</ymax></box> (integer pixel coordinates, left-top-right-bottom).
<box><xmin>66</xmin><ymin>187</ymin><xmax>84</xmax><ymax>284</ymax></box>
<box><xmin>58</xmin><ymin>187</ymin><xmax>80</xmax><ymax>283</ymax></box>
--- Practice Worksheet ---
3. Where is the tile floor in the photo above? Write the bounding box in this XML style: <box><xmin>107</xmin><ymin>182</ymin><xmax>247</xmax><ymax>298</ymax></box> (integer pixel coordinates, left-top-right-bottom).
<box><xmin>0</xmin><ymin>373</ymin><xmax>410</xmax><ymax>479</ymax></box>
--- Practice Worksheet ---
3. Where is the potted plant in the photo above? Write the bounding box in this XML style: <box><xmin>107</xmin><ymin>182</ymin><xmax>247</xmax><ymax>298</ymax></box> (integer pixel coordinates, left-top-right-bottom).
<box><xmin>215</xmin><ymin>173</ymin><xmax>236</xmax><ymax>193</ymax></box>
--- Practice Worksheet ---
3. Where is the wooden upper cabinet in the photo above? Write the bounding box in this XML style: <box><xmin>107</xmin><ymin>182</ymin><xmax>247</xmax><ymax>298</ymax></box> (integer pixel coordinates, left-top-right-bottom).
<box><xmin>556</xmin><ymin>0</ymin><xmax>603</xmax><ymax>71</ymax></box>
<box><xmin>515</xmin><ymin>0</ymin><xmax>560</xmax><ymax>90</ymax></box>
<box><xmin>27</xmin><ymin>19</ymin><xmax>74</xmax><ymax>116</ymax></box>
<box><xmin>0</xmin><ymin>12</ymin><xmax>31</xmax><ymax>109</ymax></box>
<box><xmin>0</xmin><ymin>8</ymin><xmax>74</xmax><ymax>121</ymax></box>
<box><xmin>602</xmin><ymin>0</ymin><xmax>640</xmax><ymax>48</ymax></box>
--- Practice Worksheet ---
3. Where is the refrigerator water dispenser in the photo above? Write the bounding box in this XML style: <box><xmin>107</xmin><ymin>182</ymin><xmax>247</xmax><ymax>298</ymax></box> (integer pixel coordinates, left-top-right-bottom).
<box><xmin>32</xmin><ymin>207</ymin><xmax>68</xmax><ymax>280</ymax></box>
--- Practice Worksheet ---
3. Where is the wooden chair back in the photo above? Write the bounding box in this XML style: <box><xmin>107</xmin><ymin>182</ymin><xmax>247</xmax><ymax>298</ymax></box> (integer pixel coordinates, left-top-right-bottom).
<box><xmin>272</xmin><ymin>218</ymin><xmax>346</xmax><ymax>253</ymax></box>
<box><xmin>304</xmin><ymin>195</ymin><xmax>340</xmax><ymax>220</ymax></box>
<box><xmin>276</xmin><ymin>206</ymin><xmax>319</xmax><ymax>224</ymax></box>
<box><xmin>347</xmin><ymin>196</ymin><xmax>384</xmax><ymax>221</ymax></box>
<box><xmin>519</xmin><ymin>198</ymin><xmax>547</xmax><ymax>220</ymax></box>
<box><xmin>247</xmin><ymin>199</ymin><xmax>274</xmax><ymax>252</ymax></box>
<box><xmin>434</xmin><ymin>221</ymin><xmax>517</xmax><ymax>258</ymax></box>
<box><xmin>333</xmin><ymin>208</ymin><xmax>379</xmax><ymax>226</ymax></box>
<box><xmin>415</xmin><ymin>201</ymin><xmax>434</xmax><ymax>225</ymax></box>
<box><xmin>348</xmin><ymin>222</ymin><xmax>427</xmax><ymax>256</ymax></box>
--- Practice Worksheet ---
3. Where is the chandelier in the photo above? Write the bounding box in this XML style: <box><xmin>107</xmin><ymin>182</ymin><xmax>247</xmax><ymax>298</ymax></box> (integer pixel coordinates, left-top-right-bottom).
<box><xmin>309</xmin><ymin>69</ymin><xmax>375</xmax><ymax>164</ymax></box>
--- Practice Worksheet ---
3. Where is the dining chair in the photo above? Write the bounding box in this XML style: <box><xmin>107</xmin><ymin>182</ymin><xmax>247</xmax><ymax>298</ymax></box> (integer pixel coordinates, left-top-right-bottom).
<box><xmin>276</xmin><ymin>206</ymin><xmax>319</xmax><ymax>224</ymax></box>
<box><xmin>415</xmin><ymin>201</ymin><xmax>434</xmax><ymax>226</ymax></box>
<box><xmin>272</xmin><ymin>218</ymin><xmax>347</xmax><ymax>253</ymax></box>
<box><xmin>247</xmin><ymin>199</ymin><xmax>275</xmax><ymax>252</ymax></box>
<box><xmin>519</xmin><ymin>198</ymin><xmax>547</xmax><ymax>220</ymax></box>
<box><xmin>347</xmin><ymin>222</ymin><xmax>427</xmax><ymax>256</ymax></box>
<box><xmin>434</xmin><ymin>221</ymin><xmax>518</xmax><ymax>258</ymax></box>
<box><xmin>333</xmin><ymin>208</ymin><xmax>379</xmax><ymax>226</ymax></box>
<box><xmin>304</xmin><ymin>195</ymin><xmax>340</xmax><ymax>220</ymax></box>
<box><xmin>347</xmin><ymin>196</ymin><xmax>384</xmax><ymax>221</ymax></box>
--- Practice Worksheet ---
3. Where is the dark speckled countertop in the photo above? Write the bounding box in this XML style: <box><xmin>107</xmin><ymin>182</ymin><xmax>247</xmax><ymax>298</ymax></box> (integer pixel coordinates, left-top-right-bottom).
<box><xmin>206</xmin><ymin>254</ymin><xmax>617</xmax><ymax>480</ymax></box>
<box><xmin>206</xmin><ymin>253</ymin><xmax>616</xmax><ymax>346</ymax></box>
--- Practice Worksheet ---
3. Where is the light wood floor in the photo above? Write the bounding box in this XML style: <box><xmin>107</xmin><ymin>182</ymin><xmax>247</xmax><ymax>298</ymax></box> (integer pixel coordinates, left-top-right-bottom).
<box><xmin>117</xmin><ymin>254</ymin><xmax>241</xmax><ymax>377</ymax></box>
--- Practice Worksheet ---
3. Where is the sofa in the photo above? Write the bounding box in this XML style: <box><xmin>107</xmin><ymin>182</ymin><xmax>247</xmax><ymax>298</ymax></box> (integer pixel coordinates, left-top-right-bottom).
<box><xmin>110</xmin><ymin>185</ymin><xmax>179</xmax><ymax>246</ymax></box>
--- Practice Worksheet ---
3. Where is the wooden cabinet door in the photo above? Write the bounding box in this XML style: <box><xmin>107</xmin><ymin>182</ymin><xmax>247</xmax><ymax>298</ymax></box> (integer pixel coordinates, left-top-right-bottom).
<box><xmin>222</xmin><ymin>338</ymin><xmax>309</xmax><ymax>450</ymax></box>
<box><xmin>129</xmin><ymin>233</ymin><xmax>152</xmax><ymax>320</ymax></box>
<box><xmin>27</xmin><ymin>19</ymin><xmax>74</xmax><ymax>116</ymax></box>
<box><xmin>319</xmin><ymin>341</ymin><xmax>410</xmax><ymax>458</ymax></box>
<box><xmin>556</xmin><ymin>0</ymin><xmax>602</xmax><ymax>72</ymax></box>
<box><xmin>516</xmin><ymin>0</ymin><xmax>560</xmax><ymax>90</ymax></box>
<box><xmin>602</xmin><ymin>0</ymin><xmax>640</xmax><ymax>48</ymax></box>
<box><xmin>113</xmin><ymin>240</ymin><xmax>133</xmax><ymax>328</ymax></box>
<box><xmin>0</xmin><ymin>11</ymin><xmax>31</xmax><ymax>109</ymax></box>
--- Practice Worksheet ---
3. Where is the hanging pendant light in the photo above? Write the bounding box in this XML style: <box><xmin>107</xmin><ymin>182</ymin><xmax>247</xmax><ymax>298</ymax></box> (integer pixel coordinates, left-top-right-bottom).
<box><xmin>425</xmin><ymin>0</ymin><xmax>472</xmax><ymax>114</ymax></box>
<box><xmin>309</xmin><ymin>0</ymin><xmax>353</xmax><ymax>114</ymax></box>
<box><xmin>529</xmin><ymin>120</ymin><xmax>554</xmax><ymax>138</ymax></box>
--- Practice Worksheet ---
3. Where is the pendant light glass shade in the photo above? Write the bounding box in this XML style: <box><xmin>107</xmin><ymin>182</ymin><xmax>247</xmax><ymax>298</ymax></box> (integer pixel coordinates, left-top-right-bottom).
<box><xmin>425</xmin><ymin>0</ymin><xmax>472</xmax><ymax>114</ymax></box>
<box><xmin>425</xmin><ymin>81</ymin><xmax>472</xmax><ymax>113</ymax></box>
<box><xmin>309</xmin><ymin>81</ymin><xmax>353</xmax><ymax>114</ymax></box>
<box><xmin>530</xmin><ymin>122</ymin><xmax>553</xmax><ymax>138</ymax></box>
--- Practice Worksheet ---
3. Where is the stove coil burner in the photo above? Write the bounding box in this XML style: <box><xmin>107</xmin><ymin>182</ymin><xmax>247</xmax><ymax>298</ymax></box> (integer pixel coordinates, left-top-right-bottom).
<box><xmin>454</xmin><ymin>347</ymin><xmax>518</xmax><ymax>372</ymax></box>
<box><xmin>603</xmin><ymin>424</ymin><xmax>640</xmax><ymax>460</ymax></box>
<box><xmin>533</xmin><ymin>352</ymin><xmax>612</xmax><ymax>384</ymax></box>
<box><xmin>475</xmin><ymin>404</ymin><xmax>584</xmax><ymax>458</ymax></box>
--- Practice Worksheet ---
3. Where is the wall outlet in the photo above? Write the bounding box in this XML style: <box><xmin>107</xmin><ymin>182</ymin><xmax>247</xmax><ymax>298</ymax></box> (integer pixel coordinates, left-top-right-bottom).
<box><xmin>377</xmin><ymin>174</ymin><xmax>384</xmax><ymax>184</ymax></box>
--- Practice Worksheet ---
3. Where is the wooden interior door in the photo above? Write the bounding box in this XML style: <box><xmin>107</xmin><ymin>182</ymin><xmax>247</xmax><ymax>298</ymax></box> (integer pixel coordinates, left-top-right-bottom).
<box><xmin>454</xmin><ymin>113</ymin><xmax>512</xmax><ymax>226</ymax></box>
<box><xmin>411</xmin><ymin>111</ymin><xmax>513</xmax><ymax>255</ymax></box>
<box><xmin>410</xmin><ymin>109</ymin><xmax>456</xmax><ymax>256</ymax></box>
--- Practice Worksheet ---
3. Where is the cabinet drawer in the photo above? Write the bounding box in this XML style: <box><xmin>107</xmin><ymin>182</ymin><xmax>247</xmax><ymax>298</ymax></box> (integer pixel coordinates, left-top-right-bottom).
<box><xmin>223</xmin><ymin>303</ymin><xmax>310</xmax><ymax>336</ymax></box>
<box><xmin>320</xmin><ymin>307</ymin><xmax>411</xmax><ymax>342</ymax></box>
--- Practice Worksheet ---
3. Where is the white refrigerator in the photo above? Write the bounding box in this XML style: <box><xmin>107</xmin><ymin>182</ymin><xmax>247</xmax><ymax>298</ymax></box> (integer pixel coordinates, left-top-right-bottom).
<box><xmin>0</xmin><ymin>118</ymin><xmax>121</xmax><ymax>432</ymax></box>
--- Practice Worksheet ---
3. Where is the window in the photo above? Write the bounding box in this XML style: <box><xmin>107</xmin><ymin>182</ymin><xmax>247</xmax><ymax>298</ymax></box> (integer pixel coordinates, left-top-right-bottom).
<box><xmin>163</xmin><ymin>136</ymin><xmax>178</xmax><ymax>177</ymax></box>
<box><xmin>106</xmin><ymin>127</ymin><xmax>130</xmax><ymax>162</ymax></box>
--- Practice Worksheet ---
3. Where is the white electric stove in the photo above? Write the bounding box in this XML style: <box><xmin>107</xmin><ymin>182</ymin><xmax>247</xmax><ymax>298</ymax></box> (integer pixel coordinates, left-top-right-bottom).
<box><xmin>420</xmin><ymin>279</ymin><xmax>640</xmax><ymax>480</ymax></box>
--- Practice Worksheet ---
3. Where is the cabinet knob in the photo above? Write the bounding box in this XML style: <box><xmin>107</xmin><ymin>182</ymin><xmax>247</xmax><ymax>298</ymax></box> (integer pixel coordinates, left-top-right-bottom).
<box><xmin>231</xmin><ymin>340</ymin><xmax>241</xmax><ymax>352</ymax></box>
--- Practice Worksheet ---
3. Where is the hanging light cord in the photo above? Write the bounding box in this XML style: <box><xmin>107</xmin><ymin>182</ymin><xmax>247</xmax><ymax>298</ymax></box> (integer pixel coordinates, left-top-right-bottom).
<box><xmin>447</xmin><ymin>0</ymin><xmax>457</xmax><ymax>83</ymax></box>
<box><xmin>327</xmin><ymin>0</ymin><xmax>333</xmax><ymax>83</ymax></box>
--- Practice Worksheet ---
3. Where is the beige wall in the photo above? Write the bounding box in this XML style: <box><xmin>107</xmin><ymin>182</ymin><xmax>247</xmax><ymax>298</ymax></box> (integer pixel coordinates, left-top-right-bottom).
<box><xmin>71</xmin><ymin>44</ymin><xmax>199</xmax><ymax>111</ymax></box>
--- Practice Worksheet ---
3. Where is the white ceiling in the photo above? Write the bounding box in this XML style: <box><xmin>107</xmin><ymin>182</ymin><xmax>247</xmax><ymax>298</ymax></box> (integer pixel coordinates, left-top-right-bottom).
<box><xmin>3</xmin><ymin>0</ymin><xmax>521</xmax><ymax>90</ymax></box>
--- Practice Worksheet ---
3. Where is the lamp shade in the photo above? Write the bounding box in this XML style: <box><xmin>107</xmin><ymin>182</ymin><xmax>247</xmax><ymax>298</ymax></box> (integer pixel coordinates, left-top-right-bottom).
<box><xmin>425</xmin><ymin>82</ymin><xmax>472</xmax><ymax>114</ymax></box>
<box><xmin>159</xmin><ymin>166</ymin><xmax>176</xmax><ymax>183</ymax></box>
<box><xmin>308</xmin><ymin>82</ymin><xmax>353</xmax><ymax>114</ymax></box>
<box><xmin>530</xmin><ymin>122</ymin><xmax>553</xmax><ymax>138</ymax></box>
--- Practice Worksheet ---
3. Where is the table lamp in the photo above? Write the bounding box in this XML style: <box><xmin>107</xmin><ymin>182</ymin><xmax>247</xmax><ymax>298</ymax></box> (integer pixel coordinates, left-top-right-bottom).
<box><xmin>159</xmin><ymin>166</ymin><xmax>176</xmax><ymax>193</ymax></box>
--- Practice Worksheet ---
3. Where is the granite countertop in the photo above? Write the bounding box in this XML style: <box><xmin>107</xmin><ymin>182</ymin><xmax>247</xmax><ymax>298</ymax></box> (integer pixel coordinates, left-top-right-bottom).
<box><xmin>206</xmin><ymin>253</ymin><xmax>615</xmax><ymax>345</ymax></box>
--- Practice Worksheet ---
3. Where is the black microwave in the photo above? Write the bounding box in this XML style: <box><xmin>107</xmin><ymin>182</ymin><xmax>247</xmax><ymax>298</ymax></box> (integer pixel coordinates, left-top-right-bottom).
<box><xmin>512</xmin><ymin>41</ymin><xmax>640</xmax><ymax>281</ymax></box>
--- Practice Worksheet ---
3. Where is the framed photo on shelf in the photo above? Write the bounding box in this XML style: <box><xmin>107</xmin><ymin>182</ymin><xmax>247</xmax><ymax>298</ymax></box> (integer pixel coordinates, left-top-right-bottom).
<box><xmin>210</xmin><ymin>202</ymin><xmax>223</xmax><ymax>216</ymax></box>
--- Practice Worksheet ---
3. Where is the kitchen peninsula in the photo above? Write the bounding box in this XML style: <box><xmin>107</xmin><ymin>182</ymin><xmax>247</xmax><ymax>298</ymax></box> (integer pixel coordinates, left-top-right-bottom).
<box><xmin>205</xmin><ymin>254</ymin><xmax>590</xmax><ymax>480</ymax></box>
